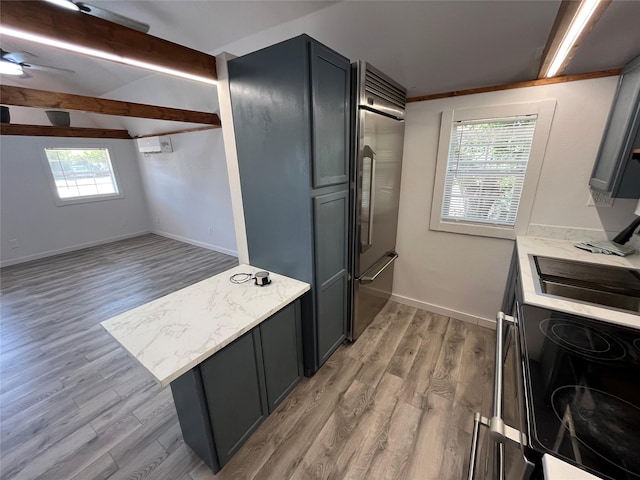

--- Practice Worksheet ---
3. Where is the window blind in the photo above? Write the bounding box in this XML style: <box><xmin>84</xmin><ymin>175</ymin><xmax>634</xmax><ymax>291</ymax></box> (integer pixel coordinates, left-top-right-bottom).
<box><xmin>441</xmin><ymin>115</ymin><xmax>537</xmax><ymax>227</ymax></box>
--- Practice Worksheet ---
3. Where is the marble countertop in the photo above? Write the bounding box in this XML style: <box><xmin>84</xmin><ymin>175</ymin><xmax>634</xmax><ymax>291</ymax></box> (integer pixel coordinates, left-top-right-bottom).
<box><xmin>101</xmin><ymin>265</ymin><xmax>310</xmax><ymax>387</ymax></box>
<box><xmin>516</xmin><ymin>236</ymin><xmax>640</xmax><ymax>329</ymax></box>
<box><xmin>542</xmin><ymin>454</ymin><xmax>602</xmax><ymax>480</ymax></box>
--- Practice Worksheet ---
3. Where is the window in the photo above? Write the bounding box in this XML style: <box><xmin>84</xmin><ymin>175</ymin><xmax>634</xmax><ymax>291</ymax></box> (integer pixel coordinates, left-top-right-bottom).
<box><xmin>430</xmin><ymin>101</ymin><xmax>555</xmax><ymax>239</ymax></box>
<box><xmin>43</xmin><ymin>147</ymin><xmax>123</xmax><ymax>205</ymax></box>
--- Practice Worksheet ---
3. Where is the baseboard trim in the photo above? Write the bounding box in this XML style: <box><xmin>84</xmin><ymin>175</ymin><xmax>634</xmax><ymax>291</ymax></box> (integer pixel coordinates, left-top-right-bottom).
<box><xmin>0</xmin><ymin>230</ymin><xmax>151</xmax><ymax>268</ymax></box>
<box><xmin>389</xmin><ymin>293</ymin><xmax>496</xmax><ymax>330</ymax></box>
<box><xmin>151</xmin><ymin>230</ymin><xmax>238</xmax><ymax>257</ymax></box>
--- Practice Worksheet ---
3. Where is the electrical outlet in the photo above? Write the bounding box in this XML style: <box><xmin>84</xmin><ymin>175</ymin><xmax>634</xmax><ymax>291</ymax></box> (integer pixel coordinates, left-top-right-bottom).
<box><xmin>587</xmin><ymin>190</ymin><xmax>614</xmax><ymax>208</ymax></box>
<box><xmin>8</xmin><ymin>238</ymin><xmax>18</xmax><ymax>249</ymax></box>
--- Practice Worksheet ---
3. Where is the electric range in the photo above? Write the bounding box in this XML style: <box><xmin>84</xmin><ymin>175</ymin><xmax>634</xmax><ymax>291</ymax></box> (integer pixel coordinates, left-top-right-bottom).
<box><xmin>519</xmin><ymin>304</ymin><xmax>640</xmax><ymax>480</ymax></box>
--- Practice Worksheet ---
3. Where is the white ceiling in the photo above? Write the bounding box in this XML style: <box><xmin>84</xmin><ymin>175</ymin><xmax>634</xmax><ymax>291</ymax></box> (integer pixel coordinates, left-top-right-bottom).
<box><xmin>1</xmin><ymin>0</ymin><xmax>639</xmax><ymax>132</ymax></box>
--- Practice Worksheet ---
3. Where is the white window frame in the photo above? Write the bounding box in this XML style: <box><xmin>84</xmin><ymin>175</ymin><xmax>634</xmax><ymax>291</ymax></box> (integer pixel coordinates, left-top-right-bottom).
<box><xmin>430</xmin><ymin>100</ymin><xmax>556</xmax><ymax>240</ymax></box>
<box><xmin>40</xmin><ymin>143</ymin><xmax>125</xmax><ymax>206</ymax></box>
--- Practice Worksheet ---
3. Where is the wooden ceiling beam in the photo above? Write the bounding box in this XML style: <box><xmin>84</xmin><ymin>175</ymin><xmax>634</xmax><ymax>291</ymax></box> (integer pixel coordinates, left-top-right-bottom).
<box><xmin>134</xmin><ymin>125</ymin><xmax>220</xmax><ymax>139</ymax></box>
<box><xmin>0</xmin><ymin>0</ymin><xmax>216</xmax><ymax>84</ymax></box>
<box><xmin>0</xmin><ymin>124</ymin><xmax>131</xmax><ymax>139</ymax></box>
<box><xmin>406</xmin><ymin>68</ymin><xmax>621</xmax><ymax>103</ymax></box>
<box><xmin>538</xmin><ymin>0</ymin><xmax>611</xmax><ymax>79</ymax></box>
<box><xmin>0</xmin><ymin>85</ymin><xmax>221</xmax><ymax>125</ymax></box>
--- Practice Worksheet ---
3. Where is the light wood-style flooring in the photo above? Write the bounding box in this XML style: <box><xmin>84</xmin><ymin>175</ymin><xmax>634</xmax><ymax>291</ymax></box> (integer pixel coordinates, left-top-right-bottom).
<box><xmin>0</xmin><ymin>234</ymin><xmax>495</xmax><ymax>480</ymax></box>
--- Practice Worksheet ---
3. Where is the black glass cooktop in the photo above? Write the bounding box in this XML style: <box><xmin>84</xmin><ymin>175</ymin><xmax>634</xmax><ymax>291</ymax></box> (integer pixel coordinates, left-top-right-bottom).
<box><xmin>519</xmin><ymin>305</ymin><xmax>640</xmax><ymax>480</ymax></box>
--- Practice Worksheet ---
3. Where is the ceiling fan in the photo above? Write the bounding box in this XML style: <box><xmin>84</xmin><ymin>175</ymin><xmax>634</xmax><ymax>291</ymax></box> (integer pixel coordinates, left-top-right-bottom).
<box><xmin>0</xmin><ymin>49</ymin><xmax>75</xmax><ymax>78</ymax></box>
<box><xmin>44</xmin><ymin>0</ymin><xmax>150</xmax><ymax>33</ymax></box>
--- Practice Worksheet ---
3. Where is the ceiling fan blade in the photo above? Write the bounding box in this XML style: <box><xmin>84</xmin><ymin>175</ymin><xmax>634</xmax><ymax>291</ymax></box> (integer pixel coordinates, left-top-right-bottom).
<box><xmin>76</xmin><ymin>3</ymin><xmax>150</xmax><ymax>33</ymax></box>
<box><xmin>4</xmin><ymin>52</ymin><xmax>28</xmax><ymax>64</ymax></box>
<box><xmin>22</xmin><ymin>63</ymin><xmax>75</xmax><ymax>74</ymax></box>
<box><xmin>3</xmin><ymin>50</ymin><xmax>39</xmax><ymax>64</ymax></box>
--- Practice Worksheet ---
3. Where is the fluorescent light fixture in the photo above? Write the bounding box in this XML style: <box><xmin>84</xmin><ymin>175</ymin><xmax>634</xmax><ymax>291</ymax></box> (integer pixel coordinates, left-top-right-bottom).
<box><xmin>0</xmin><ymin>59</ymin><xmax>24</xmax><ymax>75</ymax></box>
<box><xmin>43</xmin><ymin>0</ymin><xmax>80</xmax><ymax>11</ymax></box>
<box><xmin>0</xmin><ymin>26</ymin><xmax>217</xmax><ymax>86</ymax></box>
<box><xmin>544</xmin><ymin>0</ymin><xmax>601</xmax><ymax>78</ymax></box>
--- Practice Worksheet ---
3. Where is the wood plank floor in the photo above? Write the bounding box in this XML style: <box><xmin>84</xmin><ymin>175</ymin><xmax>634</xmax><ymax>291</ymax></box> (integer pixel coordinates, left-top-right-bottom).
<box><xmin>0</xmin><ymin>235</ymin><xmax>495</xmax><ymax>480</ymax></box>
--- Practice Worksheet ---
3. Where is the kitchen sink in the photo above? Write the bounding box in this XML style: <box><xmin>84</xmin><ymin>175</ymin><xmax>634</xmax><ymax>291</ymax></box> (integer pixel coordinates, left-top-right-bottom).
<box><xmin>533</xmin><ymin>256</ymin><xmax>640</xmax><ymax>314</ymax></box>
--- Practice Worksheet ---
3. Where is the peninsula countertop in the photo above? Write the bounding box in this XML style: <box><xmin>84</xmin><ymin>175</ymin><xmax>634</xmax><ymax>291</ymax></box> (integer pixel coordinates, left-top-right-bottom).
<box><xmin>101</xmin><ymin>265</ymin><xmax>311</xmax><ymax>387</ymax></box>
<box><xmin>516</xmin><ymin>236</ymin><xmax>640</xmax><ymax>329</ymax></box>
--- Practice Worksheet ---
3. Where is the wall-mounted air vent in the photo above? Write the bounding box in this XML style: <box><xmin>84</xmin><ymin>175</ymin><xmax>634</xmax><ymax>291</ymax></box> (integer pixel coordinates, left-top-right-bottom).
<box><xmin>364</xmin><ymin>67</ymin><xmax>406</xmax><ymax>110</ymax></box>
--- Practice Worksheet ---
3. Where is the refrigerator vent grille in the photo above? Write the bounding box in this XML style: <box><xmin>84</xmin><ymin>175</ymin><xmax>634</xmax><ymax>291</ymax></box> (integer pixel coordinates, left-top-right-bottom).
<box><xmin>364</xmin><ymin>69</ymin><xmax>406</xmax><ymax>110</ymax></box>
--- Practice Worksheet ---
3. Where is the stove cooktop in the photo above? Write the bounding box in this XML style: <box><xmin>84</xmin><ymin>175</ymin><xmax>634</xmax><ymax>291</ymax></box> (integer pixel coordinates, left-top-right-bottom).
<box><xmin>519</xmin><ymin>305</ymin><xmax>640</xmax><ymax>480</ymax></box>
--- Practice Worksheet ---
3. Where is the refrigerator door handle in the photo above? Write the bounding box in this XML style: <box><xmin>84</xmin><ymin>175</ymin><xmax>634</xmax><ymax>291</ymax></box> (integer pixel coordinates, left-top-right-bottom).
<box><xmin>359</xmin><ymin>252</ymin><xmax>398</xmax><ymax>284</ymax></box>
<box><xmin>361</xmin><ymin>145</ymin><xmax>376</xmax><ymax>249</ymax></box>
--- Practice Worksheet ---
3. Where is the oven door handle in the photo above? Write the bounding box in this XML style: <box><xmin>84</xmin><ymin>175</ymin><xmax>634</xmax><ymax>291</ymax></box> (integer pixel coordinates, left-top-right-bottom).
<box><xmin>467</xmin><ymin>412</ymin><xmax>489</xmax><ymax>480</ymax></box>
<box><xmin>468</xmin><ymin>311</ymin><xmax>539</xmax><ymax>480</ymax></box>
<box><xmin>490</xmin><ymin>311</ymin><xmax>515</xmax><ymax>442</ymax></box>
<box><xmin>466</xmin><ymin>413</ymin><xmax>506</xmax><ymax>480</ymax></box>
<box><xmin>468</xmin><ymin>310</ymin><xmax>534</xmax><ymax>480</ymax></box>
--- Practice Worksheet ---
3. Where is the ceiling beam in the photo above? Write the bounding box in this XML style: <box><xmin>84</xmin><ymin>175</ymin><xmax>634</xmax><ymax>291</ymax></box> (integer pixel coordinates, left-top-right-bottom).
<box><xmin>538</xmin><ymin>0</ymin><xmax>611</xmax><ymax>79</ymax></box>
<box><xmin>0</xmin><ymin>86</ymin><xmax>221</xmax><ymax>125</ymax></box>
<box><xmin>135</xmin><ymin>126</ymin><xmax>220</xmax><ymax>139</ymax></box>
<box><xmin>406</xmin><ymin>68</ymin><xmax>621</xmax><ymax>103</ymax></box>
<box><xmin>0</xmin><ymin>124</ymin><xmax>131</xmax><ymax>139</ymax></box>
<box><xmin>0</xmin><ymin>0</ymin><xmax>216</xmax><ymax>84</ymax></box>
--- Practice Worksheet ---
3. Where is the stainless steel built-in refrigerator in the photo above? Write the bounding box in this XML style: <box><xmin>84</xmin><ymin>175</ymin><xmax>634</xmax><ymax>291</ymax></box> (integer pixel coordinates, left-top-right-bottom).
<box><xmin>348</xmin><ymin>62</ymin><xmax>407</xmax><ymax>340</ymax></box>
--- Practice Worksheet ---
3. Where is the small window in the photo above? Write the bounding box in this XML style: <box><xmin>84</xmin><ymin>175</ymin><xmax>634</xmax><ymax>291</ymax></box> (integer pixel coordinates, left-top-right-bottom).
<box><xmin>44</xmin><ymin>147</ymin><xmax>122</xmax><ymax>204</ymax></box>
<box><xmin>442</xmin><ymin>116</ymin><xmax>536</xmax><ymax>226</ymax></box>
<box><xmin>430</xmin><ymin>101</ymin><xmax>555</xmax><ymax>239</ymax></box>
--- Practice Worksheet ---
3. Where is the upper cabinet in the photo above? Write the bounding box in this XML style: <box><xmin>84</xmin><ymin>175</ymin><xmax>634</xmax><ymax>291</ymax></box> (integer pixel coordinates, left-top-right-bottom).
<box><xmin>310</xmin><ymin>42</ymin><xmax>351</xmax><ymax>188</ymax></box>
<box><xmin>590</xmin><ymin>55</ymin><xmax>640</xmax><ymax>198</ymax></box>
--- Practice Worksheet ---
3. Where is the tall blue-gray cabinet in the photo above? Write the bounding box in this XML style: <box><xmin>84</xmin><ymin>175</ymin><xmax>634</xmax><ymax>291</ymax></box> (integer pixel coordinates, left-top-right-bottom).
<box><xmin>228</xmin><ymin>35</ymin><xmax>350</xmax><ymax>376</ymax></box>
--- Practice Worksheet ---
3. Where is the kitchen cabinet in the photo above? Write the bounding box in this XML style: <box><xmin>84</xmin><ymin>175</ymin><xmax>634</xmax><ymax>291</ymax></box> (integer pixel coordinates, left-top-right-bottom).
<box><xmin>201</xmin><ymin>329</ymin><xmax>267</xmax><ymax>466</ymax></box>
<box><xmin>259</xmin><ymin>301</ymin><xmax>303</xmax><ymax>412</ymax></box>
<box><xmin>590</xmin><ymin>54</ymin><xmax>640</xmax><ymax>198</ymax></box>
<box><xmin>170</xmin><ymin>300</ymin><xmax>303</xmax><ymax>472</ymax></box>
<box><xmin>228</xmin><ymin>34</ymin><xmax>350</xmax><ymax>376</ymax></box>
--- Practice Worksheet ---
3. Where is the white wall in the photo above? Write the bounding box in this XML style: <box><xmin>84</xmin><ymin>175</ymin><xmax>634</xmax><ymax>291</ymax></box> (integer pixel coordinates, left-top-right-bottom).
<box><xmin>0</xmin><ymin>136</ymin><xmax>151</xmax><ymax>266</ymax></box>
<box><xmin>135</xmin><ymin>129</ymin><xmax>237</xmax><ymax>256</ymax></box>
<box><xmin>98</xmin><ymin>73</ymin><xmax>237</xmax><ymax>257</ymax></box>
<box><xmin>393</xmin><ymin>76</ymin><xmax>640</xmax><ymax>325</ymax></box>
<box><xmin>216</xmin><ymin>53</ymin><xmax>249</xmax><ymax>264</ymax></box>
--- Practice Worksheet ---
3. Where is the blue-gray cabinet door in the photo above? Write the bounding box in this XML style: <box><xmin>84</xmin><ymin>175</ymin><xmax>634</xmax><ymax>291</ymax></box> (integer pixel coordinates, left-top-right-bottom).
<box><xmin>200</xmin><ymin>330</ymin><xmax>268</xmax><ymax>467</ymax></box>
<box><xmin>313</xmin><ymin>190</ymin><xmax>348</xmax><ymax>364</ymax></box>
<box><xmin>310</xmin><ymin>41</ymin><xmax>350</xmax><ymax>188</ymax></box>
<box><xmin>590</xmin><ymin>55</ymin><xmax>640</xmax><ymax>198</ymax></box>
<box><xmin>260</xmin><ymin>301</ymin><xmax>303</xmax><ymax>413</ymax></box>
